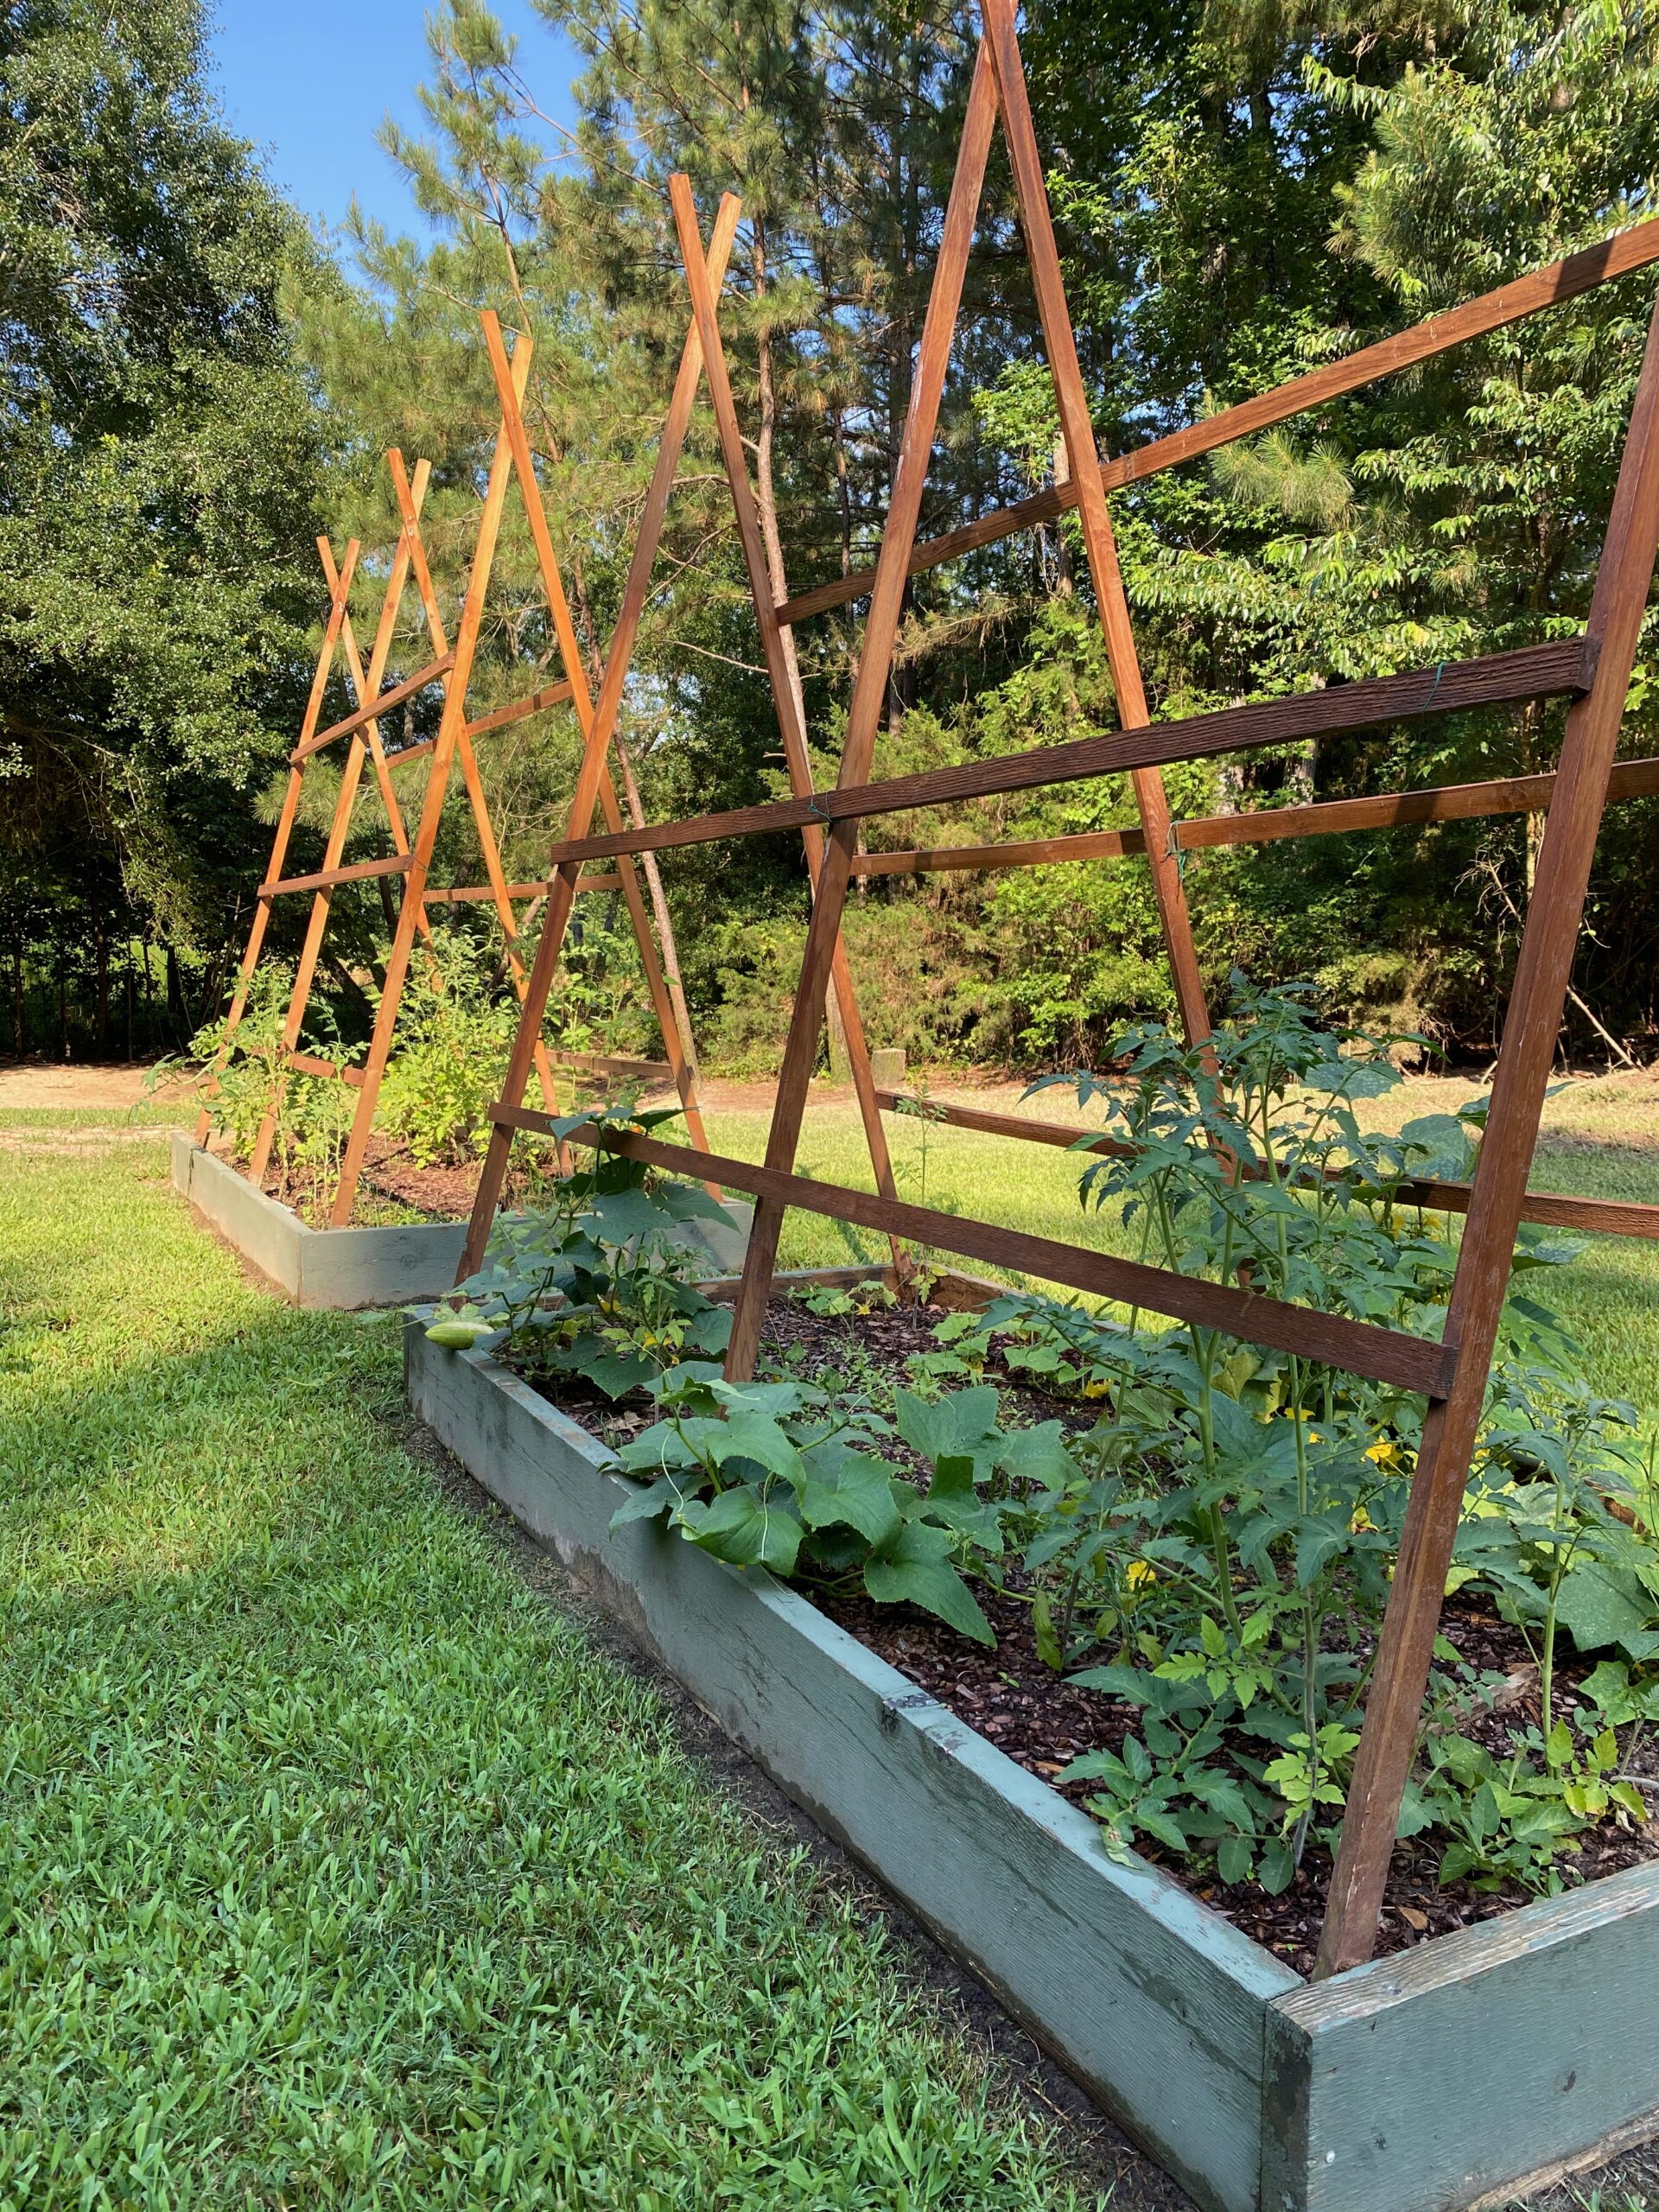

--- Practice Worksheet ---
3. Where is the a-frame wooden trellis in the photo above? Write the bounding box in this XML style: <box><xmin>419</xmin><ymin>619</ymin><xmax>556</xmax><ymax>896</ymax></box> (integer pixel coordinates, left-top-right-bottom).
<box><xmin>202</xmin><ymin>321</ymin><xmax>716</xmax><ymax>1227</ymax></box>
<box><xmin>463</xmin><ymin>0</ymin><xmax>1659</xmax><ymax>1975</ymax></box>
<box><xmin>461</xmin><ymin>188</ymin><xmax>908</xmax><ymax>1273</ymax></box>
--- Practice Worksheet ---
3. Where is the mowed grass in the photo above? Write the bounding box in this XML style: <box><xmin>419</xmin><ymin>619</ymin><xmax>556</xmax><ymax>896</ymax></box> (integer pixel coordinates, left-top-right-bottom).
<box><xmin>702</xmin><ymin>1068</ymin><xmax>1659</xmax><ymax>1426</ymax></box>
<box><xmin>0</xmin><ymin>1139</ymin><xmax>1096</xmax><ymax>2211</ymax></box>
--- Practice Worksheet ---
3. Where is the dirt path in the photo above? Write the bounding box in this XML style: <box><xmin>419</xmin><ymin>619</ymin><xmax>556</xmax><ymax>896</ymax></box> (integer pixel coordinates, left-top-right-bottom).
<box><xmin>0</xmin><ymin>1060</ymin><xmax>195</xmax><ymax>1110</ymax></box>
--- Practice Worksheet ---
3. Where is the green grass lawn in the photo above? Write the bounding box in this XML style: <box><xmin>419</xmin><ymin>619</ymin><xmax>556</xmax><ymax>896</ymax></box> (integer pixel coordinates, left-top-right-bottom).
<box><xmin>0</xmin><ymin>1137</ymin><xmax>1099</xmax><ymax>2211</ymax></box>
<box><xmin>702</xmin><ymin>1083</ymin><xmax>1659</xmax><ymax>1426</ymax></box>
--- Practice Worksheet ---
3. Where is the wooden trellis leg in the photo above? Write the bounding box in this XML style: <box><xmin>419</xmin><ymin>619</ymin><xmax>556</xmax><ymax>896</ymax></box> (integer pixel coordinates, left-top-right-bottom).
<box><xmin>385</xmin><ymin>448</ymin><xmax>562</xmax><ymax>1122</ymax></box>
<box><xmin>669</xmin><ymin>190</ymin><xmax>909</xmax><ymax>1277</ymax></box>
<box><xmin>710</xmin><ymin>54</ymin><xmax>997</xmax><ymax>1379</ymax></box>
<box><xmin>248</xmin><ymin>476</ymin><xmax>436</xmax><ymax>1185</ymax></box>
<box><xmin>328</xmin><ymin>345</ymin><xmax>535</xmax><ymax>1227</ymax></box>
<box><xmin>980</xmin><ymin>0</ymin><xmax>1210</xmax><ymax>1048</ymax></box>
<box><xmin>194</xmin><ymin>540</ymin><xmax>360</xmax><ymax>1145</ymax></box>
<box><xmin>461</xmin><ymin>200</ymin><xmax>744</xmax><ymax>1277</ymax></box>
<box><xmin>1314</xmin><ymin>285</ymin><xmax>1659</xmax><ymax>1976</ymax></box>
<box><xmin>474</xmin><ymin>312</ymin><xmax>715</xmax><ymax>1172</ymax></box>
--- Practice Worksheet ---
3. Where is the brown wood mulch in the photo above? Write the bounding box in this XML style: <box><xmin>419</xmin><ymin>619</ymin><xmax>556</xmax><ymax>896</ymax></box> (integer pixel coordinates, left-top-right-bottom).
<box><xmin>518</xmin><ymin>1290</ymin><xmax>1659</xmax><ymax>1980</ymax></box>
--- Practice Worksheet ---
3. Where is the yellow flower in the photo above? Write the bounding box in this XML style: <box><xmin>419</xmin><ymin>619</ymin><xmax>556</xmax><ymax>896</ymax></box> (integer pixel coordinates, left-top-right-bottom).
<box><xmin>1082</xmin><ymin>1376</ymin><xmax>1110</xmax><ymax>1400</ymax></box>
<box><xmin>1350</xmin><ymin>1506</ymin><xmax>1375</xmax><ymax>1534</ymax></box>
<box><xmin>1125</xmin><ymin>1560</ymin><xmax>1159</xmax><ymax>1590</ymax></box>
<box><xmin>1366</xmin><ymin>1437</ymin><xmax>1402</xmax><ymax>1466</ymax></box>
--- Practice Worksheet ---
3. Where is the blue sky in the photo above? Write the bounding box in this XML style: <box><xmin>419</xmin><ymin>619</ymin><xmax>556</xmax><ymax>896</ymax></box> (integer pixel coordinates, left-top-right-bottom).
<box><xmin>207</xmin><ymin>0</ymin><xmax>584</xmax><ymax>244</ymax></box>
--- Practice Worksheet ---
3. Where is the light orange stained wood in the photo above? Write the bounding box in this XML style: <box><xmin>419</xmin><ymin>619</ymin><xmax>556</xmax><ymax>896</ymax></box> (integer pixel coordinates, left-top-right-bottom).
<box><xmin>194</xmin><ymin>536</ymin><xmax>360</xmax><ymax>1145</ymax></box>
<box><xmin>473</xmin><ymin>308</ymin><xmax>716</xmax><ymax>1180</ymax></box>
<box><xmin>327</xmin><ymin>338</ymin><xmax>538</xmax><ymax>1226</ymax></box>
<box><xmin>461</xmin><ymin>197</ymin><xmax>746</xmax><ymax>1275</ymax></box>
<box><xmin>1316</xmin><ymin>283</ymin><xmax>1659</xmax><ymax>1977</ymax></box>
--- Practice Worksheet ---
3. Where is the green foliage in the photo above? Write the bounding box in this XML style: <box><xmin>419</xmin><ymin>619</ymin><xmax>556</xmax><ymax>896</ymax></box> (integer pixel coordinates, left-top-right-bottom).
<box><xmin>938</xmin><ymin>980</ymin><xmax>1659</xmax><ymax>1892</ymax></box>
<box><xmin>376</xmin><ymin>940</ymin><xmax>520</xmax><ymax>1166</ymax></box>
<box><xmin>0</xmin><ymin>0</ymin><xmax>339</xmax><ymax>1030</ymax></box>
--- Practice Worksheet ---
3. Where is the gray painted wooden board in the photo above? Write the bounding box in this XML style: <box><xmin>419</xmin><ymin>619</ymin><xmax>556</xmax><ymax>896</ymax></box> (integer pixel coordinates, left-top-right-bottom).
<box><xmin>1262</xmin><ymin>1861</ymin><xmax>1659</xmax><ymax>2212</ymax></box>
<box><xmin>404</xmin><ymin>1321</ymin><xmax>1659</xmax><ymax>2212</ymax></box>
<box><xmin>172</xmin><ymin>1139</ymin><xmax>752</xmax><ymax>1308</ymax></box>
<box><xmin>405</xmin><ymin>1322</ymin><xmax>1294</xmax><ymax>2212</ymax></box>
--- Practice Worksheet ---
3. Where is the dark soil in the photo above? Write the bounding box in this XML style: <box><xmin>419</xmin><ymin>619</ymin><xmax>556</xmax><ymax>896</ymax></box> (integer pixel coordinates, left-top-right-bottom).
<box><xmin>517</xmin><ymin>1289</ymin><xmax>1659</xmax><ymax>1982</ymax></box>
<box><xmin>264</xmin><ymin>1140</ymin><xmax>511</xmax><ymax>1226</ymax></box>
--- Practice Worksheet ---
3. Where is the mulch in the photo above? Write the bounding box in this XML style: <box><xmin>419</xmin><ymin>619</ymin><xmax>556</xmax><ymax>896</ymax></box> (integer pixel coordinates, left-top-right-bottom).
<box><xmin>514</xmin><ymin>1287</ymin><xmax>1659</xmax><ymax>1980</ymax></box>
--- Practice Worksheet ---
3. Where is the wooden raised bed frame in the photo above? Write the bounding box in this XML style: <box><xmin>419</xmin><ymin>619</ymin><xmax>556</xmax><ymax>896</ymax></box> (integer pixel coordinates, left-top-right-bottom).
<box><xmin>405</xmin><ymin>1292</ymin><xmax>1659</xmax><ymax>2212</ymax></box>
<box><xmin>458</xmin><ymin>0</ymin><xmax>1659</xmax><ymax>1977</ymax></box>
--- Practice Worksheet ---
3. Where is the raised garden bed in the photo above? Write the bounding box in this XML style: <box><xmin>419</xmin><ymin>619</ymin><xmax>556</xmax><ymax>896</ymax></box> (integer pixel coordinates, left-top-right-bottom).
<box><xmin>406</xmin><ymin>1273</ymin><xmax>1659</xmax><ymax>2212</ymax></box>
<box><xmin>172</xmin><ymin>1135</ymin><xmax>752</xmax><ymax>1307</ymax></box>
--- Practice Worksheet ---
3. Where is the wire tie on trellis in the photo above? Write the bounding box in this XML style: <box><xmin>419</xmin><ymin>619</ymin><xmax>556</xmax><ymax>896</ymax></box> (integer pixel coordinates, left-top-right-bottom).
<box><xmin>1427</xmin><ymin>658</ymin><xmax>1446</xmax><ymax>706</ymax></box>
<box><xmin>804</xmin><ymin>791</ymin><xmax>833</xmax><ymax>823</ymax></box>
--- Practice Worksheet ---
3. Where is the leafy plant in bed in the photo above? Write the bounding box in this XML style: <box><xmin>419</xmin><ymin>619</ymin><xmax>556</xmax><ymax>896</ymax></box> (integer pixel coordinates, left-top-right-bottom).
<box><xmin>428</xmin><ymin>990</ymin><xmax>1659</xmax><ymax>1932</ymax></box>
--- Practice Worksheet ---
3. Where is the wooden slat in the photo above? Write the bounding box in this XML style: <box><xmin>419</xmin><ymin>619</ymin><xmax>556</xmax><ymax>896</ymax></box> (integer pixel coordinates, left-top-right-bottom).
<box><xmin>546</xmin><ymin>1047</ymin><xmax>675</xmax><ymax>1079</ymax></box>
<box><xmin>1317</xmin><ymin>284</ymin><xmax>1659</xmax><ymax>1977</ymax></box>
<box><xmin>851</xmin><ymin>753</ymin><xmax>1659</xmax><ymax>874</ymax></box>
<box><xmin>709</xmin><ymin>69</ymin><xmax>1002</xmax><ymax>1382</ymax></box>
<box><xmin>462</xmin><ymin>678</ymin><xmax>574</xmax><ymax>739</ymax></box>
<box><xmin>538</xmin><ymin>639</ymin><xmax>1597</xmax><ymax>870</ymax></box>
<box><xmin>460</xmin><ymin>208</ymin><xmax>746</xmax><ymax>1274</ymax></box>
<box><xmin>287</xmin><ymin>1051</ymin><xmax>365</xmax><ymax>1088</ymax></box>
<box><xmin>493</xmin><ymin>1106</ymin><xmax>1458</xmax><ymax>1397</ymax></box>
<box><xmin>290</xmin><ymin>652</ymin><xmax>455</xmax><ymax>760</ymax></box>
<box><xmin>874</xmin><ymin>1091</ymin><xmax>1659</xmax><ymax>1242</ymax></box>
<box><xmin>425</xmin><ymin>876</ymin><xmax>621</xmax><ymax>902</ymax></box>
<box><xmin>777</xmin><ymin>217</ymin><xmax>1659</xmax><ymax>630</ymax></box>
<box><xmin>259</xmin><ymin>853</ymin><xmax>412</xmax><ymax>898</ymax></box>
<box><xmin>195</xmin><ymin>537</ymin><xmax>361</xmax><ymax>1145</ymax></box>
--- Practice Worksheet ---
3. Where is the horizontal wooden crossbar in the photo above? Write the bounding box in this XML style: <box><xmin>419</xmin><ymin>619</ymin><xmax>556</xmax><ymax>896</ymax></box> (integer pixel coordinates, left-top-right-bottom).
<box><xmin>291</xmin><ymin>654</ymin><xmax>456</xmax><ymax>761</ymax></box>
<box><xmin>539</xmin><ymin>639</ymin><xmax>1595</xmax><ymax>869</ymax></box>
<box><xmin>545</xmin><ymin>1048</ymin><xmax>676</xmax><ymax>1079</ymax></box>
<box><xmin>491</xmin><ymin>1105</ymin><xmax>1458</xmax><ymax>1394</ymax></box>
<box><xmin>777</xmin><ymin>219</ymin><xmax>1659</xmax><ymax>628</ymax></box>
<box><xmin>463</xmin><ymin>679</ymin><xmax>575</xmax><ymax>739</ymax></box>
<box><xmin>287</xmin><ymin>1051</ymin><xmax>365</xmax><ymax>1088</ymax></box>
<box><xmin>874</xmin><ymin>1091</ymin><xmax>1659</xmax><ymax>1242</ymax></box>
<box><xmin>259</xmin><ymin>854</ymin><xmax>413</xmax><ymax>899</ymax></box>
<box><xmin>423</xmin><ymin>876</ymin><xmax>624</xmax><ymax>903</ymax></box>
<box><xmin>853</xmin><ymin>753</ymin><xmax>1659</xmax><ymax>875</ymax></box>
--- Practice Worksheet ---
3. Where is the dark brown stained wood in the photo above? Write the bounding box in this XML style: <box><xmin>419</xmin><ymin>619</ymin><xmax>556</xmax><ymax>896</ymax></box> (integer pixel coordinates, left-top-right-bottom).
<box><xmin>492</xmin><ymin>1105</ymin><xmax>1458</xmax><ymax>1396</ymax></box>
<box><xmin>426</xmin><ymin>875</ymin><xmax>622</xmax><ymax>901</ymax></box>
<box><xmin>290</xmin><ymin>652</ymin><xmax>455</xmax><ymax>760</ymax></box>
<box><xmin>777</xmin><ymin>217</ymin><xmax>1659</xmax><ymax>629</ymax></box>
<box><xmin>1317</xmin><ymin>284</ymin><xmax>1659</xmax><ymax>1978</ymax></box>
<box><xmin>546</xmin><ymin>1047</ymin><xmax>675</xmax><ymax>1079</ymax></box>
<box><xmin>474</xmin><ymin>308</ymin><xmax>718</xmax><ymax>1184</ymax></box>
<box><xmin>875</xmin><ymin>1091</ymin><xmax>1659</xmax><ymax>1241</ymax></box>
<box><xmin>667</xmin><ymin>178</ymin><xmax>909</xmax><ymax>1276</ymax></box>
<box><xmin>462</xmin><ymin>678</ymin><xmax>575</xmax><ymax>737</ymax></box>
<box><xmin>260</xmin><ymin>854</ymin><xmax>413</xmax><ymax>898</ymax></box>
<box><xmin>286</xmin><ymin>1051</ymin><xmax>365</xmax><ymax>1088</ymax></box>
<box><xmin>459</xmin><ymin>200</ymin><xmax>744</xmax><ymax>1277</ymax></box>
<box><xmin>714</xmin><ymin>60</ymin><xmax>1001</xmax><ymax>1382</ymax></box>
<box><xmin>981</xmin><ymin>0</ymin><xmax>1211</xmax><ymax>1049</ymax></box>
<box><xmin>852</xmin><ymin>753</ymin><xmax>1659</xmax><ymax>874</ymax></box>
<box><xmin>537</xmin><ymin>639</ymin><xmax>1597</xmax><ymax>870</ymax></box>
